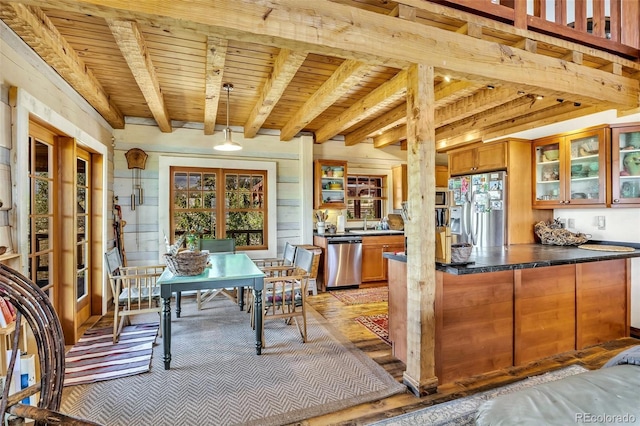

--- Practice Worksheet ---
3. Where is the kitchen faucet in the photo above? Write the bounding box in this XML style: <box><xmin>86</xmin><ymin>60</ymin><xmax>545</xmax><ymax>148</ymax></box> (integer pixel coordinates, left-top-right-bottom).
<box><xmin>363</xmin><ymin>216</ymin><xmax>368</xmax><ymax>230</ymax></box>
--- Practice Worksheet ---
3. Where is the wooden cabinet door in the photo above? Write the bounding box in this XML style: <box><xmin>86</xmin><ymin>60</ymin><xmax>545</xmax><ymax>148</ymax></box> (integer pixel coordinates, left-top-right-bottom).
<box><xmin>515</xmin><ymin>265</ymin><xmax>576</xmax><ymax>366</ymax></box>
<box><xmin>314</xmin><ymin>159</ymin><xmax>347</xmax><ymax>209</ymax></box>
<box><xmin>474</xmin><ymin>142</ymin><xmax>506</xmax><ymax>173</ymax></box>
<box><xmin>362</xmin><ymin>239</ymin><xmax>386</xmax><ymax>282</ymax></box>
<box><xmin>391</xmin><ymin>165</ymin><xmax>407</xmax><ymax>210</ymax></box>
<box><xmin>564</xmin><ymin>128</ymin><xmax>607</xmax><ymax>207</ymax></box>
<box><xmin>361</xmin><ymin>236</ymin><xmax>404</xmax><ymax>282</ymax></box>
<box><xmin>448</xmin><ymin>149</ymin><xmax>476</xmax><ymax>176</ymax></box>
<box><xmin>576</xmin><ymin>259</ymin><xmax>628</xmax><ymax>349</ymax></box>
<box><xmin>611</xmin><ymin>124</ymin><xmax>640</xmax><ymax>206</ymax></box>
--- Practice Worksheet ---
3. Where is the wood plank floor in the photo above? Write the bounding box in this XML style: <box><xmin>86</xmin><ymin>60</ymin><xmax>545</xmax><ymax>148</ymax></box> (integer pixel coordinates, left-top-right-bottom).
<box><xmin>79</xmin><ymin>285</ymin><xmax>639</xmax><ymax>426</ymax></box>
<box><xmin>302</xmin><ymin>284</ymin><xmax>640</xmax><ymax>425</ymax></box>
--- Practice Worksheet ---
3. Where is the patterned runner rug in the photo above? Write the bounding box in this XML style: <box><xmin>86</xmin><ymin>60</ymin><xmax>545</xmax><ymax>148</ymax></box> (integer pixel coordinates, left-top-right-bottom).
<box><xmin>64</xmin><ymin>323</ymin><xmax>158</xmax><ymax>386</ymax></box>
<box><xmin>354</xmin><ymin>314</ymin><xmax>391</xmax><ymax>346</ymax></box>
<box><xmin>371</xmin><ymin>364</ymin><xmax>588</xmax><ymax>425</ymax></box>
<box><xmin>330</xmin><ymin>286</ymin><xmax>389</xmax><ymax>305</ymax></box>
<box><xmin>61</xmin><ymin>298</ymin><xmax>406</xmax><ymax>426</ymax></box>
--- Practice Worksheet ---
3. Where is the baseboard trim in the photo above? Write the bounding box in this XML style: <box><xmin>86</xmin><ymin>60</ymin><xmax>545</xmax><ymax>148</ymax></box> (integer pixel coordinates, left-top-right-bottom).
<box><xmin>631</xmin><ymin>327</ymin><xmax>640</xmax><ymax>339</ymax></box>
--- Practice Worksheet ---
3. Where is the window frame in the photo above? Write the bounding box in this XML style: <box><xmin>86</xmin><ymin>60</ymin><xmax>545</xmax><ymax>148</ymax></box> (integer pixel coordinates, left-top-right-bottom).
<box><xmin>346</xmin><ymin>174</ymin><xmax>387</xmax><ymax>221</ymax></box>
<box><xmin>169</xmin><ymin>166</ymin><xmax>268</xmax><ymax>251</ymax></box>
<box><xmin>159</xmin><ymin>156</ymin><xmax>277</xmax><ymax>260</ymax></box>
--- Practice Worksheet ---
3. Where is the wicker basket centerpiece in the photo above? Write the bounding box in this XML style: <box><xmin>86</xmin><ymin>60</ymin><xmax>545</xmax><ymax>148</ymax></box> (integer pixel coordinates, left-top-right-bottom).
<box><xmin>534</xmin><ymin>219</ymin><xmax>590</xmax><ymax>246</ymax></box>
<box><xmin>451</xmin><ymin>243</ymin><xmax>473</xmax><ymax>263</ymax></box>
<box><xmin>164</xmin><ymin>251</ymin><xmax>209</xmax><ymax>276</ymax></box>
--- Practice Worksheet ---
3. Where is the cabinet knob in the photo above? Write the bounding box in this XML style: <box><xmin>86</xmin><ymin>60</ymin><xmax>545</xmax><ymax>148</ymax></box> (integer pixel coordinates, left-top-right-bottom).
<box><xmin>565</xmin><ymin>200</ymin><xmax>570</xmax><ymax>204</ymax></box>
<box><xmin>613</xmin><ymin>199</ymin><xmax>620</xmax><ymax>203</ymax></box>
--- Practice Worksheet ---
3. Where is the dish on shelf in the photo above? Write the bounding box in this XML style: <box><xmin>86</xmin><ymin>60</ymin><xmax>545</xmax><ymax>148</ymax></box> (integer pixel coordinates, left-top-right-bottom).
<box><xmin>543</xmin><ymin>149</ymin><xmax>559</xmax><ymax>161</ymax></box>
<box><xmin>329</xmin><ymin>183</ymin><xmax>342</xmax><ymax>189</ymax></box>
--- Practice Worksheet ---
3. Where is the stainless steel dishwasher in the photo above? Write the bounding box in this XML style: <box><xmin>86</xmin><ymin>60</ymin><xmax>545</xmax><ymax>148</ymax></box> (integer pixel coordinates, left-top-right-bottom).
<box><xmin>326</xmin><ymin>236</ymin><xmax>363</xmax><ymax>288</ymax></box>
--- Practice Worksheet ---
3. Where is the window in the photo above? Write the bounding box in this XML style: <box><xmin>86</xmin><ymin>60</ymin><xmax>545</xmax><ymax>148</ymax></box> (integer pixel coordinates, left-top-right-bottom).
<box><xmin>170</xmin><ymin>167</ymin><xmax>267</xmax><ymax>250</ymax></box>
<box><xmin>346</xmin><ymin>174</ymin><xmax>386</xmax><ymax>220</ymax></box>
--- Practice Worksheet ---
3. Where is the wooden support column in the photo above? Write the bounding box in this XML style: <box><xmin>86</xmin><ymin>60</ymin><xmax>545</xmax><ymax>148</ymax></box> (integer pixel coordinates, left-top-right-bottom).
<box><xmin>403</xmin><ymin>63</ymin><xmax>438</xmax><ymax>396</ymax></box>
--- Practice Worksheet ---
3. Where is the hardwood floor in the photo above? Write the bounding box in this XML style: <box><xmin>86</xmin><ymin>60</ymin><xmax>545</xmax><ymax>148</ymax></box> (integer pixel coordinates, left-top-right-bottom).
<box><xmin>303</xmin><ymin>285</ymin><xmax>640</xmax><ymax>426</ymax></box>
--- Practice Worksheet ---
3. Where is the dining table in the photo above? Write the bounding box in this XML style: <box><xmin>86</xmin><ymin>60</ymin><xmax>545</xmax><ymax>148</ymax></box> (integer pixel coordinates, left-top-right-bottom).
<box><xmin>157</xmin><ymin>252</ymin><xmax>265</xmax><ymax>370</ymax></box>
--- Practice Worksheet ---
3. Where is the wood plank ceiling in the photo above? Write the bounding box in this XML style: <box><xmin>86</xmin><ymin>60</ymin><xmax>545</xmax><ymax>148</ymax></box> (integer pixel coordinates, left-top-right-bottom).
<box><xmin>1</xmin><ymin>0</ymin><xmax>639</xmax><ymax>154</ymax></box>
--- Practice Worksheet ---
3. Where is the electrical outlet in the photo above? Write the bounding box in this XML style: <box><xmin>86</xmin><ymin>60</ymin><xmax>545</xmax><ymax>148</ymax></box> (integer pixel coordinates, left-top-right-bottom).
<box><xmin>597</xmin><ymin>216</ymin><xmax>606</xmax><ymax>230</ymax></box>
<box><xmin>568</xmin><ymin>218</ymin><xmax>575</xmax><ymax>228</ymax></box>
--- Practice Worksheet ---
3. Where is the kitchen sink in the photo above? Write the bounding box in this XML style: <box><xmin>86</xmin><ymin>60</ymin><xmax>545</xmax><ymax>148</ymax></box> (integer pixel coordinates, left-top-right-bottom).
<box><xmin>347</xmin><ymin>229</ymin><xmax>404</xmax><ymax>235</ymax></box>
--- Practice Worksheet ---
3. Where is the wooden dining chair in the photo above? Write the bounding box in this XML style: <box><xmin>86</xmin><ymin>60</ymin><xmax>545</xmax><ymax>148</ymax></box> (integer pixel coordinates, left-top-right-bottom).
<box><xmin>105</xmin><ymin>247</ymin><xmax>164</xmax><ymax>343</ymax></box>
<box><xmin>254</xmin><ymin>242</ymin><xmax>297</xmax><ymax>276</ymax></box>
<box><xmin>196</xmin><ymin>238</ymin><xmax>236</xmax><ymax>310</ymax></box>
<box><xmin>254</xmin><ymin>247</ymin><xmax>314</xmax><ymax>347</ymax></box>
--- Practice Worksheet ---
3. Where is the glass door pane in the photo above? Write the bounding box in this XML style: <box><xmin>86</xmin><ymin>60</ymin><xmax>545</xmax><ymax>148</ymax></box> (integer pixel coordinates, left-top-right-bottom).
<box><xmin>619</xmin><ymin>131</ymin><xmax>640</xmax><ymax>199</ymax></box>
<box><xmin>76</xmin><ymin>157</ymin><xmax>89</xmax><ymax>301</ymax></box>
<box><xmin>569</xmin><ymin>135</ymin><xmax>600</xmax><ymax>201</ymax></box>
<box><xmin>29</xmin><ymin>139</ymin><xmax>54</xmax><ymax>299</ymax></box>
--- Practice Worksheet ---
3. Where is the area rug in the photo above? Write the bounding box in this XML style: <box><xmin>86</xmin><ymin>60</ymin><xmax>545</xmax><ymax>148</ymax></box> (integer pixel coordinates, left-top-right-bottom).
<box><xmin>60</xmin><ymin>298</ymin><xmax>406</xmax><ymax>426</ymax></box>
<box><xmin>371</xmin><ymin>364</ymin><xmax>588</xmax><ymax>426</ymax></box>
<box><xmin>355</xmin><ymin>313</ymin><xmax>391</xmax><ymax>346</ymax></box>
<box><xmin>64</xmin><ymin>323</ymin><xmax>158</xmax><ymax>386</ymax></box>
<box><xmin>331</xmin><ymin>286</ymin><xmax>389</xmax><ymax>305</ymax></box>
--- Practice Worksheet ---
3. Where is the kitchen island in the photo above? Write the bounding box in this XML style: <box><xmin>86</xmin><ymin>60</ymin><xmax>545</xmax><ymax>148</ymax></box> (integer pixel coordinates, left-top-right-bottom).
<box><xmin>385</xmin><ymin>242</ymin><xmax>640</xmax><ymax>384</ymax></box>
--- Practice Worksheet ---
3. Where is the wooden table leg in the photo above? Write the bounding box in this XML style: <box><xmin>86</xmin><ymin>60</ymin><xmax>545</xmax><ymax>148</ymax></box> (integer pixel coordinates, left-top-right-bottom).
<box><xmin>162</xmin><ymin>296</ymin><xmax>172</xmax><ymax>369</ymax></box>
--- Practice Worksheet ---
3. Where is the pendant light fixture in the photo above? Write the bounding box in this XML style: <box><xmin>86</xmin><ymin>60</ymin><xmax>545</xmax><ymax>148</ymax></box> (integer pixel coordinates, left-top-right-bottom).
<box><xmin>213</xmin><ymin>83</ymin><xmax>242</xmax><ymax>151</ymax></box>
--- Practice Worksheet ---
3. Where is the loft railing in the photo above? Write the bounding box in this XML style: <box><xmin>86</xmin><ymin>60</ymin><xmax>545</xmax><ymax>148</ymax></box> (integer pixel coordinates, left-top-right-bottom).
<box><xmin>433</xmin><ymin>0</ymin><xmax>640</xmax><ymax>59</ymax></box>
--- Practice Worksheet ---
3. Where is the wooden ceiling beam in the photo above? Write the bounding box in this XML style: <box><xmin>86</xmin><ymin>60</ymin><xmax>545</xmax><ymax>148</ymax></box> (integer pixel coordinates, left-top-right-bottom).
<box><xmin>279</xmin><ymin>60</ymin><xmax>372</xmax><ymax>141</ymax></box>
<box><xmin>15</xmin><ymin>0</ymin><xmax>638</xmax><ymax>108</ymax></box>
<box><xmin>434</xmin><ymin>80</ymin><xmax>486</xmax><ymax>108</ymax></box>
<box><xmin>373</xmin><ymin>124</ymin><xmax>407</xmax><ymax>148</ymax></box>
<box><xmin>436</xmin><ymin>86</ymin><xmax>521</xmax><ymax>127</ymax></box>
<box><xmin>344</xmin><ymin>104</ymin><xmax>406</xmax><ymax>146</ymax></box>
<box><xmin>203</xmin><ymin>37</ymin><xmax>228</xmax><ymax>135</ymax></box>
<box><xmin>106</xmin><ymin>18</ymin><xmax>172</xmax><ymax>132</ymax></box>
<box><xmin>439</xmin><ymin>102</ymin><xmax>607</xmax><ymax>150</ymax></box>
<box><xmin>315</xmin><ymin>69</ymin><xmax>407</xmax><ymax>143</ymax></box>
<box><xmin>0</xmin><ymin>3</ymin><xmax>125</xmax><ymax>129</ymax></box>
<box><xmin>479</xmin><ymin>103</ymin><xmax>608</xmax><ymax>143</ymax></box>
<box><xmin>436</xmin><ymin>95</ymin><xmax>557</xmax><ymax>144</ymax></box>
<box><xmin>346</xmin><ymin>80</ymin><xmax>486</xmax><ymax>146</ymax></box>
<box><xmin>244</xmin><ymin>48</ymin><xmax>307</xmax><ymax>139</ymax></box>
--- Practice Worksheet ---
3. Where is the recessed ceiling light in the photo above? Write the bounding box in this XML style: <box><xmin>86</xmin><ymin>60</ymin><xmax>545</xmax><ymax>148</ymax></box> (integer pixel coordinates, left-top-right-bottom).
<box><xmin>444</xmin><ymin>75</ymin><xmax>451</xmax><ymax>82</ymax></box>
<box><xmin>487</xmin><ymin>85</ymin><xmax>495</xmax><ymax>90</ymax></box>
<box><xmin>536</xmin><ymin>95</ymin><xmax>544</xmax><ymax>100</ymax></box>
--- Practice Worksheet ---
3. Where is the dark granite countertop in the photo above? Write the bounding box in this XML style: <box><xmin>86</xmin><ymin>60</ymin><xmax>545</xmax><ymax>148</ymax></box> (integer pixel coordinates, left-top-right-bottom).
<box><xmin>314</xmin><ymin>230</ymin><xmax>405</xmax><ymax>237</ymax></box>
<box><xmin>383</xmin><ymin>241</ymin><xmax>640</xmax><ymax>275</ymax></box>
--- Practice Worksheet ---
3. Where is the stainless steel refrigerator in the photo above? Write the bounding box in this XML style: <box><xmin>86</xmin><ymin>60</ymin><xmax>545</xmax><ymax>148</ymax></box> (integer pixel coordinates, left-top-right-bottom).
<box><xmin>448</xmin><ymin>171</ymin><xmax>506</xmax><ymax>247</ymax></box>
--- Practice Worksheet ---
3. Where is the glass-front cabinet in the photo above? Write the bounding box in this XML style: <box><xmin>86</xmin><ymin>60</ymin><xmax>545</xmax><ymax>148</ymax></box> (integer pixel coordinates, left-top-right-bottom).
<box><xmin>533</xmin><ymin>127</ymin><xmax>607</xmax><ymax>208</ymax></box>
<box><xmin>314</xmin><ymin>159</ymin><xmax>347</xmax><ymax>209</ymax></box>
<box><xmin>611</xmin><ymin>124</ymin><xmax>640</xmax><ymax>206</ymax></box>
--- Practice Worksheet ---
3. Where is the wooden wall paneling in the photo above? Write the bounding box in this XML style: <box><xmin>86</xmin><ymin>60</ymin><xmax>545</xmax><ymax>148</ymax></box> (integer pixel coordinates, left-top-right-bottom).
<box><xmin>505</xmin><ymin>139</ymin><xmax>553</xmax><ymax>244</ymax></box>
<box><xmin>514</xmin><ymin>265</ymin><xmax>576</xmax><ymax>365</ymax></box>
<box><xmin>436</xmin><ymin>270</ymin><xmax>513</xmax><ymax>384</ymax></box>
<box><xmin>576</xmin><ymin>259</ymin><xmax>629</xmax><ymax>349</ymax></box>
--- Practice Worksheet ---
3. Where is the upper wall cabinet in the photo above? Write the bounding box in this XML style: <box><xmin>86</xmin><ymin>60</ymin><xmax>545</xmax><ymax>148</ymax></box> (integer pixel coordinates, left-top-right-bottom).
<box><xmin>532</xmin><ymin>126</ymin><xmax>608</xmax><ymax>208</ymax></box>
<box><xmin>449</xmin><ymin>142</ymin><xmax>506</xmax><ymax>176</ymax></box>
<box><xmin>314</xmin><ymin>159</ymin><xmax>347</xmax><ymax>209</ymax></box>
<box><xmin>611</xmin><ymin>123</ymin><xmax>640</xmax><ymax>207</ymax></box>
